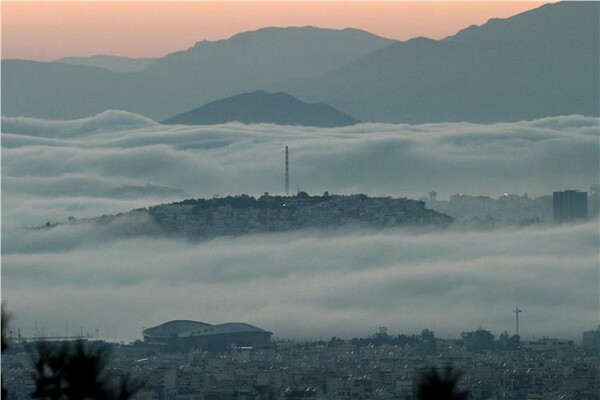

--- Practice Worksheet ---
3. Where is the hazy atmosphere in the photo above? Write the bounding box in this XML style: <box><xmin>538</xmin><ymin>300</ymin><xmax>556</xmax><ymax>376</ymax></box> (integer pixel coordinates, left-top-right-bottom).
<box><xmin>2</xmin><ymin>220</ymin><xmax>598</xmax><ymax>342</ymax></box>
<box><xmin>2</xmin><ymin>112</ymin><xmax>598</xmax><ymax>226</ymax></box>
<box><xmin>2</xmin><ymin>2</ymin><xmax>545</xmax><ymax>60</ymax></box>
<box><xmin>2</xmin><ymin>112</ymin><xmax>598</xmax><ymax>341</ymax></box>
<box><xmin>1</xmin><ymin>3</ymin><xmax>599</xmax><ymax>398</ymax></box>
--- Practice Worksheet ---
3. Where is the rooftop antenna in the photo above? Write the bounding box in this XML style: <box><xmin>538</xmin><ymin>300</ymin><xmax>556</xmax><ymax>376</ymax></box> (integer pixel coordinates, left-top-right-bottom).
<box><xmin>513</xmin><ymin>305</ymin><xmax>522</xmax><ymax>336</ymax></box>
<box><xmin>285</xmin><ymin>146</ymin><xmax>289</xmax><ymax>196</ymax></box>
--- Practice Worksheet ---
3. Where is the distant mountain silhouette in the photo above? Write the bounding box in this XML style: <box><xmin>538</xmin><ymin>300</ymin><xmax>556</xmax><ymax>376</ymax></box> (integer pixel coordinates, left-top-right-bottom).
<box><xmin>2</xmin><ymin>27</ymin><xmax>393</xmax><ymax>120</ymax></box>
<box><xmin>56</xmin><ymin>55</ymin><xmax>156</xmax><ymax>72</ymax></box>
<box><xmin>163</xmin><ymin>91</ymin><xmax>360</xmax><ymax>127</ymax></box>
<box><xmin>3</xmin><ymin>4</ymin><xmax>598</xmax><ymax>123</ymax></box>
<box><xmin>290</xmin><ymin>2</ymin><xmax>600</xmax><ymax>123</ymax></box>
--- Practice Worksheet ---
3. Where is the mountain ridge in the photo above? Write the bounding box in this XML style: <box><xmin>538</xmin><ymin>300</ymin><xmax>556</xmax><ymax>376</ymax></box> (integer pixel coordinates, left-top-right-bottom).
<box><xmin>56</xmin><ymin>55</ymin><xmax>156</xmax><ymax>72</ymax></box>
<box><xmin>289</xmin><ymin>1</ymin><xmax>600</xmax><ymax>123</ymax></box>
<box><xmin>3</xmin><ymin>3</ymin><xmax>598</xmax><ymax>123</ymax></box>
<box><xmin>2</xmin><ymin>26</ymin><xmax>393</xmax><ymax>120</ymax></box>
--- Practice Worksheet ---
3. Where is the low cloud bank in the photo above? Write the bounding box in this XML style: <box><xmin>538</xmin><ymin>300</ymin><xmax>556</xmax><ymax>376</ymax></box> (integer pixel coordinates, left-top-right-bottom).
<box><xmin>2</xmin><ymin>219</ymin><xmax>598</xmax><ymax>342</ymax></box>
<box><xmin>2</xmin><ymin>113</ymin><xmax>598</xmax><ymax>342</ymax></box>
<box><xmin>2</xmin><ymin>113</ymin><xmax>598</xmax><ymax>227</ymax></box>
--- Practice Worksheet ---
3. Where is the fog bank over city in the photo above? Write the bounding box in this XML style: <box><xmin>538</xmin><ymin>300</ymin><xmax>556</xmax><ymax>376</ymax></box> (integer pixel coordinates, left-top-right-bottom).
<box><xmin>2</xmin><ymin>112</ymin><xmax>598</xmax><ymax>228</ymax></box>
<box><xmin>2</xmin><ymin>112</ymin><xmax>599</xmax><ymax>342</ymax></box>
<box><xmin>2</xmin><ymin>219</ymin><xmax>598</xmax><ymax>342</ymax></box>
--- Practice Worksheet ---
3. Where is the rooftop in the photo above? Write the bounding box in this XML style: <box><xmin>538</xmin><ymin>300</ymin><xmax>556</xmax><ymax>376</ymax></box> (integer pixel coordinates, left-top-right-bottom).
<box><xmin>143</xmin><ymin>320</ymin><xmax>271</xmax><ymax>338</ymax></box>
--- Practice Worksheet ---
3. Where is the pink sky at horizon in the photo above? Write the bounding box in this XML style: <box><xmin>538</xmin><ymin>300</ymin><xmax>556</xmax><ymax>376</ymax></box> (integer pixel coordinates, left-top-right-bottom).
<box><xmin>2</xmin><ymin>2</ymin><xmax>549</xmax><ymax>61</ymax></box>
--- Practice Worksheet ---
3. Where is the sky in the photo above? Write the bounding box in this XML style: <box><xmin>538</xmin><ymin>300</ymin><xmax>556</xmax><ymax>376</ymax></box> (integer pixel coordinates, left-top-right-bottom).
<box><xmin>1</xmin><ymin>2</ymin><xmax>548</xmax><ymax>61</ymax></box>
<box><xmin>2</xmin><ymin>112</ymin><xmax>598</xmax><ymax>341</ymax></box>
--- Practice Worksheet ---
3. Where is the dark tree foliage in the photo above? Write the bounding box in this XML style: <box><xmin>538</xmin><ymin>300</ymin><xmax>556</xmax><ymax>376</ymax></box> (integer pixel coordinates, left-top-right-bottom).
<box><xmin>461</xmin><ymin>329</ymin><xmax>495</xmax><ymax>353</ymax></box>
<box><xmin>497</xmin><ymin>331</ymin><xmax>521</xmax><ymax>351</ymax></box>
<box><xmin>350</xmin><ymin>328</ymin><xmax>437</xmax><ymax>355</ymax></box>
<box><xmin>174</xmin><ymin>193</ymin><xmax>331</xmax><ymax>211</ymax></box>
<box><xmin>2</xmin><ymin>302</ymin><xmax>11</xmax><ymax>399</ymax></box>
<box><xmin>415</xmin><ymin>366</ymin><xmax>469</xmax><ymax>400</ymax></box>
<box><xmin>419</xmin><ymin>329</ymin><xmax>437</xmax><ymax>355</ymax></box>
<box><xmin>30</xmin><ymin>340</ymin><xmax>142</xmax><ymax>400</ymax></box>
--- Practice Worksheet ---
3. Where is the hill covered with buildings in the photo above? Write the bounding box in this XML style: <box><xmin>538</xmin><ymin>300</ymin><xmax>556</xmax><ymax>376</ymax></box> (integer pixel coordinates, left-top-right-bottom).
<box><xmin>44</xmin><ymin>192</ymin><xmax>454</xmax><ymax>238</ymax></box>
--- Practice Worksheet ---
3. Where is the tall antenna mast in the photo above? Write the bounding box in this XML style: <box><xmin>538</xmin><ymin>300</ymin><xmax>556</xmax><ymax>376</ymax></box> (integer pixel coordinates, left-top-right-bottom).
<box><xmin>285</xmin><ymin>146</ymin><xmax>289</xmax><ymax>195</ymax></box>
<box><xmin>513</xmin><ymin>305</ymin><xmax>522</xmax><ymax>336</ymax></box>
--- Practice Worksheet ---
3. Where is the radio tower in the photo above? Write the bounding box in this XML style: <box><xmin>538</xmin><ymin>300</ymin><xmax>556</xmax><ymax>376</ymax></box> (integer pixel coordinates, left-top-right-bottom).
<box><xmin>513</xmin><ymin>305</ymin><xmax>522</xmax><ymax>336</ymax></box>
<box><xmin>285</xmin><ymin>146</ymin><xmax>289</xmax><ymax>195</ymax></box>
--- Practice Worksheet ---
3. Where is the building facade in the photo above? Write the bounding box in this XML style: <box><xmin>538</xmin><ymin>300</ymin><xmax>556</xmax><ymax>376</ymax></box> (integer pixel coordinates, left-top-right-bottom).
<box><xmin>142</xmin><ymin>320</ymin><xmax>272</xmax><ymax>351</ymax></box>
<box><xmin>552</xmin><ymin>190</ymin><xmax>588</xmax><ymax>222</ymax></box>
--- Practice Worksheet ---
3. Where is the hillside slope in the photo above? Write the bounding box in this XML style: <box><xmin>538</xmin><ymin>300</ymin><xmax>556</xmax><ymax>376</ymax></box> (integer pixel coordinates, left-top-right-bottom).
<box><xmin>163</xmin><ymin>91</ymin><xmax>360</xmax><ymax>127</ymax></box>
<box><xmin>2</xmin><ymin>27</ymin><xmax>393</xmax><ymax>120</ymax></box>
<box><xmin>291</xmin><ymin>2</ymin><xmax>600</xmax><ymax>123</ymax></box>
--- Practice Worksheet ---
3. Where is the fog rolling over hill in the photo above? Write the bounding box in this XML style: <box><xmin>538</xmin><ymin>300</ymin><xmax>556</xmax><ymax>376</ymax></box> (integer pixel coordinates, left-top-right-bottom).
<box><xmin>2</xmin><ymin>111</ymin><xmax>599</xmax><ymax>340</ymax></box>
<box><xmin>163</xmin><ymin>91</ymin><xmax>360</xmax><ymax>127</ymax></box>
<box><xmin>56</xmin><ymin>55</ymin><xmax>156</xmax><ymax>72</ymax></box>
<box><xmin>291</xmin><ymin>1</ymin><xmax>600</xmax><ymax>123</ymax></box>
<box><xmin>3</xmin><ymin>112</ymin><xmax>598</xmax><ymax>228</ymax></box>
<box><xmin>42</xmin><ymin>193</ymin><xmax>452</xmax><ymax>241</ymax></box>
<box><xmin>1</xmin><ymin>27</ymin><xmax>393</xmax><ymax>120</ymax></box>
<box><xmin>3</xmin><ymin>217</ymin><xmax>598</xmax><ymax>341</ymax></box>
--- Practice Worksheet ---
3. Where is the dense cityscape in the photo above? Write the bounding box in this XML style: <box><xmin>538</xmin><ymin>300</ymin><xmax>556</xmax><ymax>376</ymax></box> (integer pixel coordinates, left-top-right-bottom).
<box><xmin>2</xmin><ymin>324</ymin><xmax>599</xmax><ymax>400</ymax></box>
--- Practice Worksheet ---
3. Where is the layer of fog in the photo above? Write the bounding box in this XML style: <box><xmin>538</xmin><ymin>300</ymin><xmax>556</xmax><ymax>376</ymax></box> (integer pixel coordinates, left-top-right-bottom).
<box><xmin>2</xmin><ymin>112</ymin><xmax>598</xmax><ymax>342</ymax></box>
<box><xmin>2</xmin><ymin>111</ymin><xmax>598</xmax><ymax>228</ymax></box>
<box><xmin>2</xmin><ymin>220</ymin><xmax>598</xmax><ymax>342</ymax></box>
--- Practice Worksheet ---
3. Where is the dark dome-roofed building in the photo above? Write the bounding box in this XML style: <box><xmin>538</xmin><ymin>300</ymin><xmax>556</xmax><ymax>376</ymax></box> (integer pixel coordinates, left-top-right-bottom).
<box><xmin>142</xmin><ymin>320</ymin><xmax>272</xmax><ymax>350</ymax></box>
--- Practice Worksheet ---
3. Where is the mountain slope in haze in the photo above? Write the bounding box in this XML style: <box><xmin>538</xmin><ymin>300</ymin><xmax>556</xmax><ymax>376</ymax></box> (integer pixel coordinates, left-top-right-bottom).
<box><xmin>2</xmin><ymin>27</ymin><xmax>394</xmax><ymax>120</ymax></box>
<box><xmin>290</xmin><ymin>1</ymin><xmax>600</xmax><ymax>123</ymax></box>
<box><xmin>1</xmin><ymin>61</ymin><xmax>136</xmax><ymax>120</ymax></box>
<box><xmin>145</xmin><ymin>26</ymin><xmax>394</xmax><ymax>85</ymax></box>
<box><xmin>163</xmin><ymin>91</ymin><xmax>360</xmax><ymax>127</ymax></box>
<box><xmin>56</xmin><ymin>55</ymin><xmax>156</xmax><ymax>72</ymax></box>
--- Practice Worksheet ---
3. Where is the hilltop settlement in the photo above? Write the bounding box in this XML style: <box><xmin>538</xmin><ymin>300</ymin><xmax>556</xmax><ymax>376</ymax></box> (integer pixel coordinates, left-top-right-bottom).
<box><xmin>44</xmin><ymin>193</ymin><xmax>453</xmax><ymax>239</ymax></box>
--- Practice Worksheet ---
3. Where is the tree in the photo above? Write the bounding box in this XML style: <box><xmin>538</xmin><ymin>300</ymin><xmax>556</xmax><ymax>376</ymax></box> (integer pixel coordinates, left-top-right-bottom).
<box><xmin>2</xmin><ymin>302</ymin><xmax>11</xmax><ymax>399</ymax></box>
<box><xmin>30</xmin><ymin>340</ymin><xmax>142</xmax><ymax>400</ymax></box>
<box><xmin>497</xmin><ymin>331</ymin><xmax>521</xmax><ymax>351</ymax></box>
<box><xmin>1</xmin><ymin>302</ymin><xmax>9</xmax><ymax>353</ymax></box>
<box><xmin>415</xmin><ymin>366</ymin><xmax>469</xmax><ymax>400</ymax></box>
<box><xmin>461</xmin><ymin>328</ymin><xmax>495</xmax><ymax>353</ymax></box>
<box><xmin>418</xmin><ymin>329</ymin><xmax>437</xmax><ymax>355</ymax></box>
<box><xmin>372</xmin><ymin>326</ymin><xmax>391</xmax><ymax>345</ymax></box>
